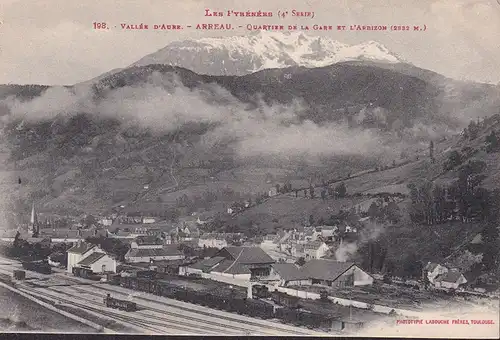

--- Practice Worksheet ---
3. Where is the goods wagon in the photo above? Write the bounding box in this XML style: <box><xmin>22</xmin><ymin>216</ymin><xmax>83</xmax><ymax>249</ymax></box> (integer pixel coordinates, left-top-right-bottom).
<box><xmin>270</xmin><ymin>290</ymin><xmax>300</xmax><ymax>308</ymax></box>
<box><xmin>103</xmin><ymin>294</ymin><xmax>137</xmax><ymax>312</ymax></box>
<box><xmin>275</xmin><ymin>307</ymin><xmax>334</xmax><ymax>331</ymax></box>
<box><xmin>111</xmin><ymin>276</ymin><xmax>330</xmax><ymax>331</ymax></box>
<box><xmin>252</xmin><ymin>284</ymin><xmax>270</xmax><ymax>299</ymax></box>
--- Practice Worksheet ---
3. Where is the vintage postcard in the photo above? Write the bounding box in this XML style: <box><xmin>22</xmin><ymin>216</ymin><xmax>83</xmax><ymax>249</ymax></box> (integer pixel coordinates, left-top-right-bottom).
<box><xmin>0</xmin><ymin>0</ymin><xmax>499</xmax><ymax>338</ymax></box>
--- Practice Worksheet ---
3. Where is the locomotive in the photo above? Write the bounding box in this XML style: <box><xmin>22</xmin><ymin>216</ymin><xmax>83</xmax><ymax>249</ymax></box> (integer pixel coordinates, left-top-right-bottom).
<box><xmin>22</xmin><ymin>261</ymin><xmax>52</xmax><ymax>274</ymax></box>
<box><xmin>103</xmin><ymin>293</ymin><xmax>138</xmax><ymax>312</ymax></box>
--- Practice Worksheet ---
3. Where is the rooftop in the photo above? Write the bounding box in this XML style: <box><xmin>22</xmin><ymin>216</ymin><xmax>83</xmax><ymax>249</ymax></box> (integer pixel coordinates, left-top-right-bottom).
<box><xmin>135</xmin><ymin>235</ymin><xmax>163</xmax><ymax>245</ymax></box>
<box><xmin>126</xmin><ymin>245</ymin><xmax>184</xmax><ymax>258</ymax></box>
<box><xmin>221</xmin><ymin>246</ymin><xmax>275</xmax><ymax>264</ymax></box>
<box><xmin>301</xmin><ymin>259</ymin><xmax>356</xmax><ymax>281</ymax></box>
<box><xmin>77</xmin><ymin>252</ymin><xmax>107</xmax><ymax>266</ymax></box>
<box><xmin>272</xmin><ymin>263</ymin><xmax>305</xmax><ymax>281</ymax></box>
<box><xmin>436</xmin><ymin>271</ymin><xmax>465</xmax><ymax>283</ymax></box>
<box><xmin>67</xmin><ymin>242</ymin><xmax>96</xmax><ymax>255</ymax></box>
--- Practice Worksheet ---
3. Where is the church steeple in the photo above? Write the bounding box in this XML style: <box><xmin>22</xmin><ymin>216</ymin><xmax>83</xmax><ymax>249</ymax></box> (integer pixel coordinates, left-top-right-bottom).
<box><xmin>29</xmin><ymin>202</ymin><xmax>39</xmax><ymax>236</ymax></box>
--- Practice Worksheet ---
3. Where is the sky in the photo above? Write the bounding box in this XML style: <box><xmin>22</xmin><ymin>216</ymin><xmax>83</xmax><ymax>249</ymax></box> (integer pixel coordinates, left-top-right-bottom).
<box><xmin>1</xmin><ymin>0</ymin><xmax>500</xmax><ymax>85</ymax></box>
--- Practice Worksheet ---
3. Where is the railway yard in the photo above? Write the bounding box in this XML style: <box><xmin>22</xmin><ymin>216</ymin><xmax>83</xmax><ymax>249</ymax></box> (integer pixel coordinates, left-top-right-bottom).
<box><xmin>0</xmin><ymin>256</ymin><xmax>334</xmax><ymax>335</ymax></box>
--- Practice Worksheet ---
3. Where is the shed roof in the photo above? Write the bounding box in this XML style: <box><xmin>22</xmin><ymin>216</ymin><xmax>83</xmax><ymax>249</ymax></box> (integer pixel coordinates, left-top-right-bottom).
<box><xmin>77</xmin><ymin>252</ymin><xmax>107</xmax><ymax>266</ymax></box>
<box><xmin>221</xmin><ymin>246</ymin><xmax>275</xmax><ymax>264</ymax></box>
<box><xmin>272</xmin><ymin>263</ymin><xmax>306</xmax><ymax>281</ymax></box>
<box><xmin>212</xmin><ymin>259</ymin><xmax>251</xmax><ymax>275</ymax></box>
<box><xmin>301</xmin><ymin>259</ymin><xmax>356</xmax><ymax>281</ymax></box>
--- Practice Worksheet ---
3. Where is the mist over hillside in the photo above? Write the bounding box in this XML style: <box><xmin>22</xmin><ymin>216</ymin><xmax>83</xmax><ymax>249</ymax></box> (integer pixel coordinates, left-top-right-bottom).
<box><xmin>0</xmin><ymin>57</ymin><xmax>499</xmax><ymax>222</ymax></box>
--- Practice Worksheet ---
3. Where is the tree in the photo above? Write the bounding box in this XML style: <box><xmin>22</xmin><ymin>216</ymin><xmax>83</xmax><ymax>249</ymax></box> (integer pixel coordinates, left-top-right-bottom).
<box><xmin>401</xmin><ymin>253</ymin><xmax>423</xmax><ymax>279</ymax></box>
<box><xmin>429</xmin><ymin>141</ymin><xmax>435</xmax><ymax>163</ymax></box>
<box><xmin>467</xmin><ymin>120</ymin><xmax>479</xmax><ymax>140</ymax></box>
<box><xmin>485</xmin><ymin>131</ymin><xmax>499</xmax><ymax>153</ymax></box>
<box><xmin>482</xmin><ymin>189</ymin><xmax>500</xmax><ymax>270</ymax></box>
<box><xmin>319</xmin><ymin>289</ymin><xmax>329</xmax><ymax>302</ymax></box>
<box><xmin>295</xmin><ymin>257</ymin><xmax>306</xmax><ymax>266</ymax></box>
<box><xmin>444</xmin><ymin>151</ymin><xmax>462</xmax><ymax>171</ymax></box>
<box><xmin>321</xmin><ymin>189</ymin><xmax>327</xmax><ymax>201</ymax></box>
<box><xmin>335</xmin><ymin>183</ymin><xmax>347</xmax><ymax>198</ymax></box>
<box><xmin>308</xmin><ymin>214</ymin><xmax>315</xmax><ymax>226</ymax></box>
<box><xmin>83</xmin><ymin>214</ymin><xmax>97</xmax><ymax>228</ymax></box>
<box><xmin>368</xmin><ymin>201</ymin><xmax>381</xmax><ymax>220</ymax></box>
<box><xmin>309</xmin><ymin>186</ymin><xmax>315</xmax><ymax>199</ymax></box>
<box><xmin>385</xmin><ymin>201</ymin><xmax>401</xmax><ymax>224</ymax></box>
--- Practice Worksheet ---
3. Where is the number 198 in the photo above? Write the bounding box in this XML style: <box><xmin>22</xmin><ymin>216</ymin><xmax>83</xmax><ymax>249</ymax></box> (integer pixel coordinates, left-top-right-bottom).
<box><xmin>93</xmin><ymin>22</ymin><xmax>107</xmax><ymax>29</ymax></box>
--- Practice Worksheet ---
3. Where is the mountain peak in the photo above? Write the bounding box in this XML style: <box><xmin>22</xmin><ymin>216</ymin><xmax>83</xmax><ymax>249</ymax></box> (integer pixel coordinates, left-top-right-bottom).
<box><xmin>131</xmin><ymin>31</ymin><xmax>405</xmax><ymax>76</ymax></box>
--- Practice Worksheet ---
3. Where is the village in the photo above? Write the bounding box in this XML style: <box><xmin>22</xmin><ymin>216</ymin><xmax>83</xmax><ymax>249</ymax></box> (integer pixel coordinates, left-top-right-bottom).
<box><xmin>0</xmin><ymin>190</ymin><xmax>497</xmax><ymax>334</ymax></box>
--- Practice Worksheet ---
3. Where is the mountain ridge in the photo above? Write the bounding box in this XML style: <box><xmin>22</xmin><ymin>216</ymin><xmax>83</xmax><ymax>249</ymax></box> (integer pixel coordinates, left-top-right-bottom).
<box><xmin>131</xmin><ymin>31</ymin><xmax>405</xmax><ymax>76</ymax></box>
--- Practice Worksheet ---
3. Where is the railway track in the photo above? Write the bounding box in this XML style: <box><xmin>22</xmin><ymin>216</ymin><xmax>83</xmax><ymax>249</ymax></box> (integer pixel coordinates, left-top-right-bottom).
<box><xmin>71</xmin><ymin>285</ymin><xmax>283</xmax><ymax>335</ymax></box>
<box><xmin>48</xmin><ymin>285</ymin><xmax>246</xmax><ymax>335</ymax></box>
<box><xmin>19</xmin><ymin>286</ymin><xmax>189</xmax><ymax>334</ymax></box>
<box><xmin>91</xmin><ymin>283</ymin><xmax>330</xmax><ymax>335</ymax></box>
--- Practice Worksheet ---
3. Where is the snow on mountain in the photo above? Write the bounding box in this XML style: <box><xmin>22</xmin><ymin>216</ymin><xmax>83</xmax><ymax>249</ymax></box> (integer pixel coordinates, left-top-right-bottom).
<box><xmin>131</xmin><ymin>31</ymin><xmax>405</xmax><ymax>76</ymax></box>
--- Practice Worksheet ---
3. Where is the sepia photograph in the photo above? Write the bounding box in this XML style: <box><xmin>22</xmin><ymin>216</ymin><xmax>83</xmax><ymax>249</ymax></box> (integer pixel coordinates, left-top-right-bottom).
<box><xmin>0</xmin><ymin>0</ymin><xmax>499</xmax><ymax>337</ymax></box>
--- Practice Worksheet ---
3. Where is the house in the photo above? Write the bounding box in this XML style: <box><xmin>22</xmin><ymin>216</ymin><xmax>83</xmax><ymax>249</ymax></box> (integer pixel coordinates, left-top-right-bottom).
<box><xmin>164</xmin><ymin>233</ymin><xmax>173</xmax><ymax>245</ymax></box>
<box><xmin>77</xmin><ymin>252</ymin><xmax>117</xmax><ymax>274</ymax></box>
<box><xmin>142</xmin><ymin>217</ymin><xmax>156</xmax><ymax>224</ymax></box>
<box><xmin>99</xmin><ymin>218</ymin><xmax>113</xmax><ymax>226</ymax></box>
<box><xmin>67</xmin><ymin>241</ymin><xmax>117</xmax><ymax>274</ymax></box>
<box><xmin>130</xmin><ymin>235</ymin><xmax>164</xmax><ymax>249</ymax></box>
<box><xmin>423</xmin><ymin>262</ymin><xmax>449</xmax><ymax>284</ymax></box>
<box><xmin>198</xmin><ymin>234</ymin><xmax>228</xmax><ymax>249</ymax></box>
<box><xmin>268</xmin><ymin>187</ymin><xmax>278</xmax><ymax>197</ymax></box>
<box><xmin>299</xmin><ymin>259</ymin><xmax>373</xmax><ymax>287</ymax></box>
<box><xmin>319</xmin><ymin>226</ymin><xmax>338</xmax><ymax>240</ymax></box>
<box><xmin>260</xmin><ymin>234</ymin><xmax>278</xmax><ymax>250</ymax></box>
<box><xmin>195</xmin><ymin>212</ymin><xmax>213</xmax><ymax>225</ymax></box>
<box><xmin>433</xmin><ymin>270</ymin><xmax>468</xmax><ymax>290</ymax></box>
<box><xmin>181</xmin><ymin>246</ymin><xmax>275</xmax><ymax>281</ymax></box>
<box><xmin>199</xmin><ymin>233</ymin><xmax>244</xmax><ymax>249</ymax></box>
<box><xmin>291</xmin><ymin>244</ymin><xmax>305</xmax><ymax>259</ymax></box>
<box><xmin>345</xmin><ymin>225</ymin><xmax>358</xmax><ymax>233</ymax></box>
<box><xmin>303</xmin><ymin>240</ymin><xmax>330</xmax><ymax>260</ymax></box>
<box><xmin>180</xmin><ymin>224</ymin><xmax>200</xmax><ymax>238</ymax></box>
<box><xmin>269</xmin><ymin>263</ymin><xmax>305</xmax><ymax>287</ymax></box>
<box><xmin>66</xmin><ymin>242</ymin><xmax>97</xmax><ymax>273</ymax></box>
<box><xmin>124</xmin><ymin>245</ymin><xmax>185</xmax><ymax>263</ymax></box>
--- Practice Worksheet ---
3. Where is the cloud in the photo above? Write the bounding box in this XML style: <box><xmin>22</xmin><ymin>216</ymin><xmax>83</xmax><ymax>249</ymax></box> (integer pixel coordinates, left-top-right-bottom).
<box><xmin>2</xmin><ymin>72</ymin><xmax>395</xmax><ymax>162</ymax></box>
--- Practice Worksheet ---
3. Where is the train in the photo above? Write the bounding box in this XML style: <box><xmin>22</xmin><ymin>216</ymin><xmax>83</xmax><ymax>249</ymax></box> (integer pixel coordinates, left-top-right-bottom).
<box><xmin>111</xmin><ymin>276</ymin><xmax>338</xmax><ymax>331</ymax></box>
<box><xmin>22</xmin><ymin>261</ymin><xmax>52</xmax><ymax>274</ymax></box>
<box><xmin>103</xmin><ymin>293</ymin><xmax>138</xmax><ymax>312</ymax></box>
<box><xmin>12</xmin><ymin>270</ymin><xmax>26</xmax><ymax>280</ymax></box>
<box><xmin>252</xmin><ymin>285</ymin><xmax>300</xmax><ymax>308</ymax></box>
<box><xmin>270</xmin><ymin>291</ymin><xmax>301</xmax><ymax>309</ymax></box>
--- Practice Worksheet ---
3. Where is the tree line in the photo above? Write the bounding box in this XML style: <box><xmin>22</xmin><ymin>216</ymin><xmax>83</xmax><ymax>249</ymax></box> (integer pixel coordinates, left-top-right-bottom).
<box><xmin>408</xmin><ymin>160</ymin><xmax>490</xmax><ymax>225</ymax></box>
